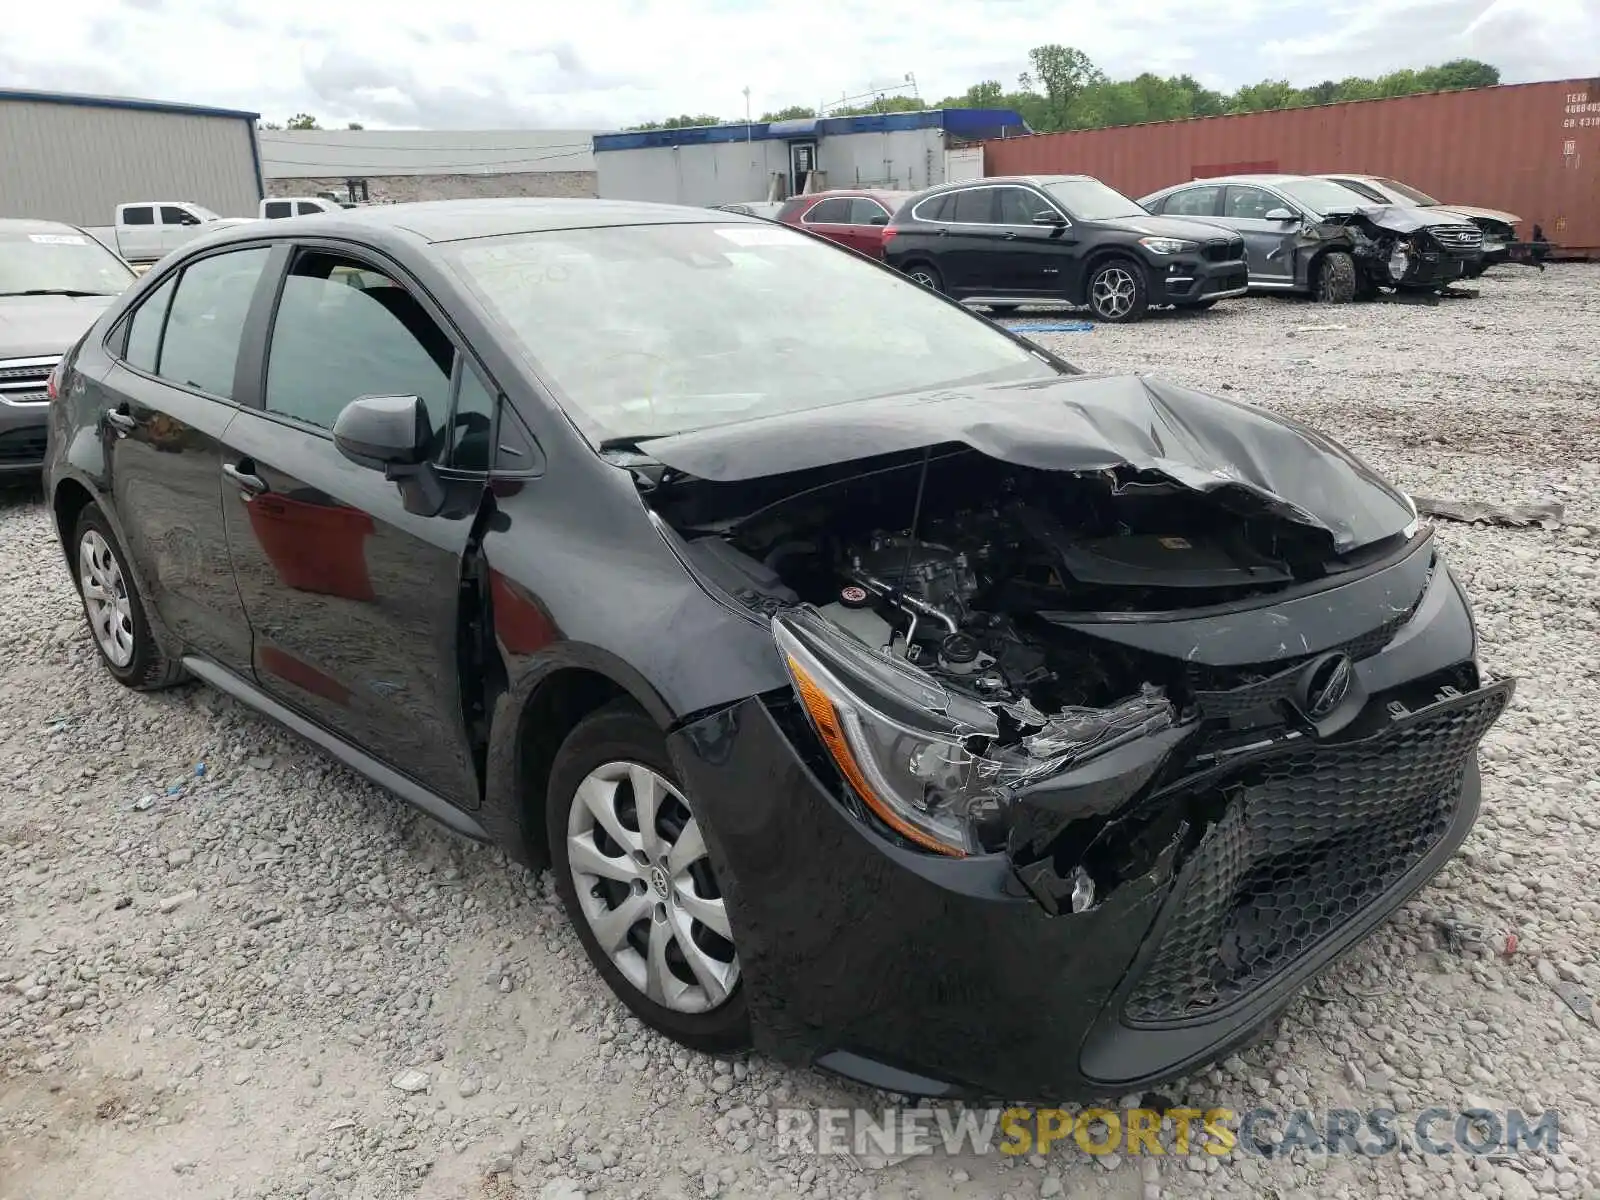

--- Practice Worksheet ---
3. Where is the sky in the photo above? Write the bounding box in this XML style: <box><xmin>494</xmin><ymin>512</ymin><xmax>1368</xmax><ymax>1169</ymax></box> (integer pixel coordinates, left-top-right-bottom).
<box><xmin>1</xmin><ymin>0</ymin><xmax>1596</xmax><ymax>130</ymax></box>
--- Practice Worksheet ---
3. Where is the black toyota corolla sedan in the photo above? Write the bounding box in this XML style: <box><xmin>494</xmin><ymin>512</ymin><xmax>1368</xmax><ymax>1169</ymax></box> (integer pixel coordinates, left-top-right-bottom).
<box><xmin>43</xmin><ymin>199</ymin><xmax>1510</xmax><ymax>1101</ymax></box>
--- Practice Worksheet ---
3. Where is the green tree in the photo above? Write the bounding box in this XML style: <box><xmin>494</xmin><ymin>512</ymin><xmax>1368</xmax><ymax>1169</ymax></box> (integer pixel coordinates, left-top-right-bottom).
<box><xmin>346</xmin><ymin>121</ymin><xmax>365</xmax><ymax>130</ymax></box>
<box><xmin>761</xmin><ymin>105</ymin><xmax>816</xmax><ymax>121</ymax></box>
<box><xmin>830</xmin><ymin>95</ymin><xmax>927</xmax><ymax>116</ymax></box>
<box><xmin>1418</xmin><ymin>59</ymin><xmax>1499</xmax><ymax>90</ymax></box>
<box><xmin>1227</xmin><ymin>80</ymin><xmax>1301</xmax><ymax>113</ymax></box>
<box><xmin>286</xmin><ymin>113</ymin><xmax>320</xmax><ymax>130</ymax></box>
<box><xmin>626</xmin><ymin>113</ymin><xmax>725</xmax><ymax>131</ymax></box>
<box><xmin>1019</xmin><ymin>44</ymin><xmax>1106</xmax><ymax>129</ymax></box>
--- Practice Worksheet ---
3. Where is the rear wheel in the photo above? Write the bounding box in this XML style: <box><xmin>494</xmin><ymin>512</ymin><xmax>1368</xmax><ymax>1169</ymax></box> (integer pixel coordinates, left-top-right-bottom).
<box><xmin>1086</xmin><ymin>259</ymin><xmax>1149</xmax><ymax>323</ymax></box>
<box><xmin>904</xmin><ymin>262</ymin><xmax>943</xmax><ymax>292</ymax></box>
<box><xmin>547</xmin><ymin>702</ymin><xmax>749</xmax><ymax>1053</ymax></box>
<box><xmin>1313</xmin><ymin>251</ymin><xmax>1358</xmax><ymax>303</ymax></box>
<box><xmin>71</xmin><ymin>502</ymin><xmax>186</xmax><ymax>691</ymax></box>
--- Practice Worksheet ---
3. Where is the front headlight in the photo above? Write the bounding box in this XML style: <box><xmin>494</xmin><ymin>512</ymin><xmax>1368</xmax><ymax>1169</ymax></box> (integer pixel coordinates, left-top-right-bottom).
<box><xmin>1138</xmin><ymin>236</ymin><xmax>1197</xmax><ymax>255</ymax></box>
<box><xmin>1388</xmin><ymin>244</ymin><xmax>1411</xmax><ymax>280</ymax></box>
<box><xmin>772</xmin><ymin>609</ymin><xmax>1176</xmax><ymax>857</ymax></box>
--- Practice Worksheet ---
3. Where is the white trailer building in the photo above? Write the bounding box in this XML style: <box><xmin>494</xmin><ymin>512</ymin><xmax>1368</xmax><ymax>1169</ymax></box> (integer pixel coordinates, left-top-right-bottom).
<box><xmin>593</xmin><ymin>108</ymin><xmax>1028</xmax><ymax>208</ymax></box>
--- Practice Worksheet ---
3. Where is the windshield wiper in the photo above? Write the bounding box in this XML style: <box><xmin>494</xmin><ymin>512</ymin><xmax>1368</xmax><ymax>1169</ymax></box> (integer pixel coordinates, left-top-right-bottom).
<box><xmin>0</xmin><ymin>288</ymin><xmax>117</xmax><ymax>298</ymax></box>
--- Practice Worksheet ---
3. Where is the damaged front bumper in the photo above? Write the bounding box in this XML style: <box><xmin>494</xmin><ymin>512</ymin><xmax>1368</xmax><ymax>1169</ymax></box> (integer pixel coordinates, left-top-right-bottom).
<box><xmin>667</xmin><ymin>538</ymin><xmax>1511</xmax><ymax>1100</ymax></box>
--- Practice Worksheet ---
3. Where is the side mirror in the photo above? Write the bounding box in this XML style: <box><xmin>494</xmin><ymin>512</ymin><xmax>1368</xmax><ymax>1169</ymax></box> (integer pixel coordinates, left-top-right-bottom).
<box><xmin>334</xmin><ymin>395</ymin><xmax>447</xmax><ymax>517</ymax></box>
<box><xmin>180</xmin><ymin>214</ymin><xmax>201</xmax><ymax>226</ymax></box>
<box><xmin>1265</xmin><ymin>208</ymin><xmax>1298</xmax><ymax>222</ymax></box>
<box><xmin>1032</xmin><ymin>211</ymin><xmax>1065</xmax><ymax>226</ymax></box>
<box><xmin>334</xmin><ymin>394</ymin><xmax>431</xmax><ymax>469</ymax></box>
<box><xmin>868</xmin><ymin>214</ymin><xmax>889</xmax><ymax>226</ymax></box>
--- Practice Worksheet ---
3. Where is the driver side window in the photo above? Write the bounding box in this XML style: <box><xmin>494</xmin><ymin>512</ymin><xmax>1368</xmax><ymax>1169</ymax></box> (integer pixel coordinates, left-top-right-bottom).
<box><xmin>264</xmin><ymin>251</ymin><xmax>453</xmax><ymax>440</ymax></box>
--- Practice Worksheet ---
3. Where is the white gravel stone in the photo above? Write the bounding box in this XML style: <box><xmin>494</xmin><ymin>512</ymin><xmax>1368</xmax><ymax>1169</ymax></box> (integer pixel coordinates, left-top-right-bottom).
<box><xmin>1</xmin><ymin>265</ymin><xmax>1597</xmax><ymax>1200</ymax></box>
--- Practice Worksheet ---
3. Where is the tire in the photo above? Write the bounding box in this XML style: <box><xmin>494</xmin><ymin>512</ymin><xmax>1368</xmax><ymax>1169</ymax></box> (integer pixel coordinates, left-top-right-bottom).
<box><xmin>547</xmin><ymin>700</ymin><xmax>750</xmax><ymax>1054</ymax></box>
<box><xmin>71</xmin><ymin>502</ymin><xmax>186</xmax><ymax>691</ymax></box>
<box><xmin>903</xmin><ymin>262</ymin><xmax>943</xmax><ymax>292</ymax></box>
<box><xmin>987</xmin><ymin>304</ymin><xmax>1019</xmax><ymax>316</ymax></box>
<box><xmin>1085</xmin><ymin>259</ymin><xmax>1149</xmax><ymax>323</ymax></box>
<box><xmin>1313</xmin><ymin>251</ymin><xmax>1358</xmax><ymax>303</ymax></box>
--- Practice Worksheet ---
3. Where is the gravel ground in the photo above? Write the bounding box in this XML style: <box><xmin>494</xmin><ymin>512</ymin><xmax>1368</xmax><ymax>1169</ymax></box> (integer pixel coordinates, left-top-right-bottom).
<box><xmin>2</xmin><ymin>263</ymin><xmax>1598</xmax><ymax>1200</ymax></box>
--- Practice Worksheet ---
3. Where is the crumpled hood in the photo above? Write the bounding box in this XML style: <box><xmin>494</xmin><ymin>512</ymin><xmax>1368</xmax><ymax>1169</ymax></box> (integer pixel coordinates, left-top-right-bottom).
<box><xmin>1325</xmin><ymin>204</ymin><xmax>1481</xmax><ymax>234</ymax></box>
<box><xmin>1436</xmin><ymin>204</ymin><xmax>1520</xmax><ymax>229</ymax></box>
<box><xmin>642</xmin><ymin>373</ymin><xmax>1414</xmax><ymax>553</ymax></box>
<box><xmin>0</xmin><ymin>294</ymin><xmax>118</xmax><ymax>360</ymax></box>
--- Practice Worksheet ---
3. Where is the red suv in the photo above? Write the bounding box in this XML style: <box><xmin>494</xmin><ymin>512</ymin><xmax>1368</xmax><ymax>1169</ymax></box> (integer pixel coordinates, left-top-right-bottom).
<box><xmin>776</xmin><ymin>190</ymin><xmax>910</xmax><ymax>259</ymax></box>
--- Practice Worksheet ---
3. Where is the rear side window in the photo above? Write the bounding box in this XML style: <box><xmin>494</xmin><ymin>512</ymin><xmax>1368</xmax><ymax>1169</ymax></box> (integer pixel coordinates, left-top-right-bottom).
<box><xmin>123</xmin><ymin>276</ymin><xmax>176</xmax><ymax>373</ymax></box>
<box><xmin>122</xmin><ymin>207</ymin><xmax>154</xmax><ymax>226</ymax></box>
<box><xmin>1163</xmin><ymin>187</ymin><xmax>1221</xmax><ymax>217</ymax></box>
<box><xmin>950</xmin><ymin>189</ymin><xmax>993</xmax><ymax>224</ymax></box>
<box><xmin>263</xmin><ymin>201</ymin><xmax>292</xmax><ymax>219</ymax></box>
<box><xmin>156</xmin><ymin>247</ymin><xmax>271</xmax><ymax>398</ymax></box>
<box><xmin>264</xmin><ymin>251</ymin><xmax>453</xmax><ymax>433</ymax></box>
<box><xmin>802</xmin><ymin>197</ymin><xmax>853</xmax><ymax>224</ymax></box>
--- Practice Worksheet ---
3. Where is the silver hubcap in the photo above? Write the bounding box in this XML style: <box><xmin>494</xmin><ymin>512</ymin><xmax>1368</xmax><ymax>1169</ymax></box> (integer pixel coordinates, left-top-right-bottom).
<box><xmin>910</xmin><ymin>270</ymin><xmax>936</xmax><ymax>289</ymax></box>
<box><xmin>1091</xmin><ymin>267</ymin><xmax>1137</xmax><ymax>318</ymax></box>
<box><xmin>78</xmin><ymin>530</ymin><xmax>135</xmax><ymax>667</ymax></box>
<box><xmin>567</xmin><ymin>761</ymin><xmax>739</xmax><ymax>1014</ymax></box>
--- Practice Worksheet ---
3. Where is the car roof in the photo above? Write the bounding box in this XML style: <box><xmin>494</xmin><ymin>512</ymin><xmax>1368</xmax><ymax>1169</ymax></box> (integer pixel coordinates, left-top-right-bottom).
<box><xmin>795</xmin><ymin>188</ymin><xmax>910</xmax><ymax>200</ymax></box>
<box><xmin>0</xmin><ymin>217</ymin><xmax>89</xmax><ymax>236</ymax></box>
<box><xmin>222</xmin><ymin>198</ymin><xmax>761</xmax><ymax>245</ymax></box>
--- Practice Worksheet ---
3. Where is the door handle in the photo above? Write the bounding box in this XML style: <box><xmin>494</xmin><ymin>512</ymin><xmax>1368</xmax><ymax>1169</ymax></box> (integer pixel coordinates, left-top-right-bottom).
<box><xmin>1003</xmin><ymin>232</ymin><xmax>1019</xmax><ymax>240</ymax></box>
<box><xmin>104</xmin><ymin>407</ymin><xmax>135</xmax><ymax>433</ymax></box>
<box><xmin>223</xmin><ymin>461</ymin><xmax>269</xmax><ymax>495</ymax></box>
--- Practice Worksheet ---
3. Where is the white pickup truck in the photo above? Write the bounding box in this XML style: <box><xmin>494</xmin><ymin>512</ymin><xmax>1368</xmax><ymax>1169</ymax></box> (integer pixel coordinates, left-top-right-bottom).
<box><xmin>259</xmin><ymin>195</ymin><xmax>351</xmax><ymax>219</ymax></box>
<box><xmin>83</xmin><ymin>201</ymin><xmax>256</xmax><ymax>265</ymax></box>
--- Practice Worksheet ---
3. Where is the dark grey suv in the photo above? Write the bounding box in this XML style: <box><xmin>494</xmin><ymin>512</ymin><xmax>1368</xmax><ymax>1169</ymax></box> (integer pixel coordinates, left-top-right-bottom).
<box><xmin>883</xmin><ymin>175</ymin><xmax>1248</xmax><ymax>323</ymax></box>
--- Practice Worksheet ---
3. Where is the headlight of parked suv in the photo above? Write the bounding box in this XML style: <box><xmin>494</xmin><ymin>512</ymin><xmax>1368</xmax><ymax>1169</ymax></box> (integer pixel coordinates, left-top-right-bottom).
<box><xmin>1139</xmin><ymin>236</ymin><xmax>1198</xmax><ymax>255</ymax></box>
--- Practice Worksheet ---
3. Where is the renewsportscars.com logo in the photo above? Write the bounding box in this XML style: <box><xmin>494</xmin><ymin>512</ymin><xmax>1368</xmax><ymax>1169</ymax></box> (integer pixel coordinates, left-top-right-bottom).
<box><xmin>772</xmin><ymin>1105</ymin><xmax>1564</xmax><ymax>1160</ymax></box>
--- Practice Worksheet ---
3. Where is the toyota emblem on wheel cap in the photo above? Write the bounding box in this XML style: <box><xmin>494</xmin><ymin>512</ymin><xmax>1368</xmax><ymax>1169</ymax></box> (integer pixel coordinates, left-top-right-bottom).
<box><xmin>1297</xmin><ymin>652</ymin><xmax>1353</xmax><ymax>719</ymax></box>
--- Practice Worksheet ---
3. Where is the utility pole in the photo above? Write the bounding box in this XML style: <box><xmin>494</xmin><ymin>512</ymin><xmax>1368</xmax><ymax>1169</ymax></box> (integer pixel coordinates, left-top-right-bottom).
<box><xmin>743</xmin><ymin>86</ymin><xmax>751</xmax><ymax>140</ymax></box>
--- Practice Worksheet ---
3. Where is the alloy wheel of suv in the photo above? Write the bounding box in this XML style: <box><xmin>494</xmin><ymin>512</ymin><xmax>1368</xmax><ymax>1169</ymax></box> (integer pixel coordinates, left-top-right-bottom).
<box><xmin>905</xmin><ymin>263</ymin><xmax>943</xmax><ymax>292</ymax></box>
<box><xmin>547</xmin><ymin>701</ymin><xmax>750</xmax><ymax>1052</ymax></box>
<box><xmin>1087</xmin><ymin>261</ymin><xmax>1148</xmax><ymax>323</ymax></box>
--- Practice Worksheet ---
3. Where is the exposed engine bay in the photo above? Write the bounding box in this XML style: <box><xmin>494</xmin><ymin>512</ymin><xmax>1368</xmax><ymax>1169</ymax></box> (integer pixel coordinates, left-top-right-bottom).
<box><xmin>645</xmin><ymin>445</ymin><xmax>1420</xmax><ymax>869</ymax></box>
<box><xmin>1303</xmin><ymin>207</ymin><xmax>1485</xmax><ymax>291</ymax></box>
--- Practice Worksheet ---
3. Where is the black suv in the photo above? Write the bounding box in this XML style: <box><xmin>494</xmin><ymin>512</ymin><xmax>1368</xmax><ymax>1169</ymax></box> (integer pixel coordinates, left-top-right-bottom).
<box><xmin>883</xmin><ymin>175</ymin><xmax>1248</xmax><ymax>323</ymax></box>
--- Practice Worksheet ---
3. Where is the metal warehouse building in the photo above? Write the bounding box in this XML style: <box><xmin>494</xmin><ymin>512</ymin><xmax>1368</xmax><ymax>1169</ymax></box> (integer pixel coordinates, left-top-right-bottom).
<box><xmin>0</xmin><ymin>88</ymin><xmax>262</xmax><ymax>226</ymax></box>
<box><xmin>258</xmin><ymin>129</ymin><xmax>605</xmax><ymax>205</ymax></box>
<box><xmin>594</xmin><ymin>108</ymin><xmax>1028</xmax><ymax>208</ymax></box>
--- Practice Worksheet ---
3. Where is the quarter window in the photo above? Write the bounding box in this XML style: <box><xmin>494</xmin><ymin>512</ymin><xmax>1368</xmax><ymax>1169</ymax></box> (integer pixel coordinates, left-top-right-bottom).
<box><xmin>264</xmin><ymin>251</ymin><xmax>453</xmax><ymax>435</ymax></box>
<box><xmin>156</xmin><ymin>247</ymin><xmax>271</xmax><ymax>398</ymax></box>
<box><xmin>1163</xmin><ymin>187</ymin><xmax>1222</xmax><ymax>217</ymax></box>
<box><xmin>802</xmin><ymin>197</ymin><xmax>853</xmax><ymax>224</ymax></box>
<box><xmin>122</xmin><ymin>276</ymin><xmax>176</xmax><ymax>373</ymax></box>
<box><xmin>950</xmin><ymin>188</ymin><xmax>993</xmax><ymax>224</ymax></box>
<box><xmin>447</xmin><ymin>366</ymin><xmax>497</xmax><ymax>472</ymax></box>
<box><xmin>914</xmin><ymin>194</ymin><xmax>951</xmax><ymax>222</ymax></box>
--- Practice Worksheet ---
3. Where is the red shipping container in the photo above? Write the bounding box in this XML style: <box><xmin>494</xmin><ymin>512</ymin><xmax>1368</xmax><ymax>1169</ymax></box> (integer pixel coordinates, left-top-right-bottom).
<box><xmin>983</xmin><ymin>79</ymin><xmax>1600</xmax><ymax>258</ymax></box>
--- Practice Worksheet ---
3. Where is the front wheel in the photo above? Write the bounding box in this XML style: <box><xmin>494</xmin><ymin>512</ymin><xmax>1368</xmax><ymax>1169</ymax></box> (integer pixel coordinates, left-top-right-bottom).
<box><xmin>1313</xmin><ymin>251</ymin><xmax>1359</xmax><ymax>303</ymax></box>
<box><xmin>72</xmin><ymin>502</ymin><xmax>186</xmax><ymax>690</ymax></box>
<box><xmin>547</xmin><ymin>701</ymin><xmax>750</xmax><ymax>1054</ymax></box>
<box><xmin>1086</xmin><ymin>260</ymin><xmax>1149</xmax><ymax>323</ymax></box>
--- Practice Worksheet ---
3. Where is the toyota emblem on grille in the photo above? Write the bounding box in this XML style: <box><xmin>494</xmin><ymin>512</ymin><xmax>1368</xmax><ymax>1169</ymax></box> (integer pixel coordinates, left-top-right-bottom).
<box><xmin>1298</xmin><ymin>652</ymin><xmax>1353</xmax><ymax>719</ymax></box>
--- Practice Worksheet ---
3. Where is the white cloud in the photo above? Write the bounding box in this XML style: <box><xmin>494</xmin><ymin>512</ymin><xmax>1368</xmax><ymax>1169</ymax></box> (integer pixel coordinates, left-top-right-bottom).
<box><xmin>0</xmin><ymin>0</ymin><xmax>1592</xmax><ymax>130</ymax></box>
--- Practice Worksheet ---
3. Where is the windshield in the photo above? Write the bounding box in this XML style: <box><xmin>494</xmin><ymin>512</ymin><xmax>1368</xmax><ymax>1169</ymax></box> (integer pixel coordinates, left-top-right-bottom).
<box><xmin>1279</xmin><ymin>178</ymin><xmax>1382</xmax><ymax>215</ymax></box>
<box><xmin>1043</xmin><ymin>179</ymin><xmax>1146</xmax><ymax>221</ymax></box>
<box><xmin>0</xmin><ymin>229</ymin><xmax>137</xmax><ymax>296</ymax></box>
<box><xmin>1377</xmin><ymin>178</ymin><xmax>1440</xmax><ymax>206</ymax></box>
<box><xmin>440</xmin><ymin>222</ymin><xmax>1055</xmax><ymax>443</ymax></box>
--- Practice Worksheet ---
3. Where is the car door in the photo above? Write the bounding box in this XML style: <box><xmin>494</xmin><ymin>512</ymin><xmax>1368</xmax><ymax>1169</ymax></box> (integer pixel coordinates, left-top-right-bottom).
<box><xmin>798</xmin><ymin>197</ymin><xmax>857</xmax><ymax>251</ymax></box>
<box><xmin>159</xmin><ymin>205</ymin><xmax>203</xmax><ymax>254</ymax></box>
<box><xmin>94</xmin><ymin>243</ymin><xmax>276</xmax><ymax>675</ymax></box>
<box><xmin>937</xmin><ymin>186</ymin><xmax>1009</xmax><ymax>295</ymax></box>
<box><xmin>1221</xmin><ymin>185</ymin><xmax>1300</xmax><ymax>288</ymax></box>
<box><xmin>218</xmin><ymin>244</ymin><xmax>492</xmax><ymax>807</ymax></box>
<box><xmin>117</xmin><ymin>206</ymin><xmax>160</xmax><ymax>261</ymax></box>
<box><xmin>845</xmin><ymin>197</ymin><xmax>893</xmax><ymax>257</ymax></box>
<box><xmin>988</xmin><ymin>184</ymin><xmax>1078</xmax><ymax>297</ymax></box>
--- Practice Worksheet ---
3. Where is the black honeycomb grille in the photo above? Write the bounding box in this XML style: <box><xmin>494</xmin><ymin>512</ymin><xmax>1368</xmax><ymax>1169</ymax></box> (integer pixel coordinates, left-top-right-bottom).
<box><xmin>1124</xmin><ymin>682</ymin><xmax>1511</xmax><ymax>1025</ymax></box>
